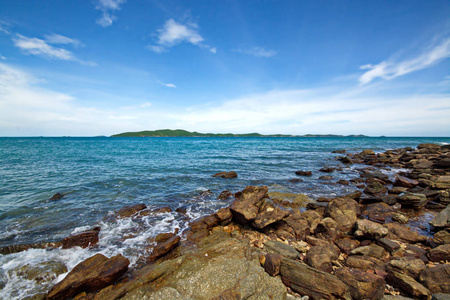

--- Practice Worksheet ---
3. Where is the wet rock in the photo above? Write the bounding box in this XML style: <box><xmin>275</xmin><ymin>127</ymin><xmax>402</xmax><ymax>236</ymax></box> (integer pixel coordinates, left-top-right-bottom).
<box><xmin>15</xmin><ymin>261</ymin><xmax>68</xmax><ymax>284</ymax></box>
<box><xmin>295</xmin><ymin>170</ymin><xmax>312</xmax><ymax>176</ymax></box>
<box><xmin>354</xmin><ymin>219</ymin><xmax>389</xmax><ymax>240</ymax></box>
<box><xmin>395</xmin><ymin>176</ymin><xmax>419</xmax><ymax>188</ymax></box>
<box><xmin>338</xmin><ymin>156</ymin><xmax>353</xmax><ymax>164</ymax></box>
<box><xmin>364</xmin><ymin>181</ymin><xmax>388</xmax><ymax>195</ymax></box>
<box><xmin>419</xmin><ymin>264</ymin><xmax>450</xmax><ymax>294</ymax></box>
<box><xmin>390</xmin><ymin>186</ymin><xmax>409</xmax><ymax>194</ymax></box>
<box><xmin>154</xmin><ymin>232</ymin><xmax>175</xmax><ymax>243</ymax></box>
<box><xmin>150</xmin><ymin>206</ymin><xmax>172</xmax><ymax>214</ymax></box>
<box><xmin>336</xmin><ymin>238</ymin><xmax>360</xmax><ymax>255</ymax></box>
<box><xmin>335</xmin><ymin>268</ymin><xmax>385</xmax><ymax>300</ymax></box>
<box><xmin>319</xmin><ymin>167</ymin><xmax>336</xmax><ymax>173</ymax></box>
<box><xmin>434</xmin><ymin>157</ymin><xmax>450</xmax><ymax>169</ymax></box>
<box><xmin>49</xmin><ymin>193</ymin><xmax>64</xmax><ymax>201</ymax></box>
<box><xmin>230</xmin><ymin>185</ymin><xmax>268</xmax><ymax>224</ymax></box>
<box><xmin>264</xmin><ymin>253</ymin><xmax>283</xmax><ymax>276</ymax></box>
<box><xmin>362</xmin><ymin>202</ymin><xmax>393</xmax><ymax>222</ymax></box>
<box><xmin>397</xmin><ymin>193</ymin><xmax>428</xmax><ymax>209</ymax></box>
<box><xmin>427</xmin><ymin>244</ymin><xmax>450</xmax><ymax>262</ymax></box>
<box><xmin>392</xmin><ymin>212</ymin><xmax>410</xmax><ymax>224</ymax></box>
<box><xmin>360</xmin><ymin>170</ymin><xmax>390</xmax><ymax>182</ymax></box>
<box><xmin>387</xmin><ymin>270</ymin><xmax>431</xmax><ymax>300</ymax></box>
<box><xmin>47</xmin><ymin>253</ymin><xmax>129</xmax><ymax>300</ymax></box>
<box><xmin>148</xmin><ymin>235</ymin><xmax>180</xmax><ymax>261</ymax></box>
<box><xmin>387</xmin><ymin>258</ymin><xmax>426</xmax><ymax>280</ymax></box>
<box><xmin>253</xmin><ymin>206</ymin><xmax>289</xmax><ymax>229</ymax></box>
<box><xmin>269</xmin><ymin>192</ymin><xmax>312</xmax><ymax>209</ymax></box>
<box><xmin>280</xmin><ymin>258</ymin><xmax>351</xmax><ymax>300</ymax></box>
<box><xmin>345</xmin><ymin>191</ymin><xmax>362</xmax><ymax>200</ymax></box>
<box><xmin>116</xmin><ymin>203</ymin><xmax>147</xmax><ymax>218</ymax></box>
<box><xmin>361</xmin><ymin>149</ymin><xmax>376</xmax><ymax>156</ymax></box>
<box><xmin>0</xmin><ymin>241</ymin><xmax>63</xmax><ymax>255</ymax></box>
<box><xmin>324</xmin><ymin>197</ymin><xmax>359</xmax><ymax>234</ymax></box>
<box><xmin>305</xmin><ymin>244</ymin><xmax>340</xmax><ymax>273</ymax></box>
<box><xmin>432</xmin><ymin>229</ymin><xmax>450</xmax><ymax>245</ymax></box>
<box><xmin>62</xmin><ymin>228</ymin><xmax>100</xmax><ymax>249</ymax></box>
<box><xmin>319</xmin><ymin>175</ymin><xmax>333</xmax><ymax>180</ymax></box>
<box><xmin>212</xmin><ymin>171</ymin><xmax>238</xmax><ymax>178</ymax></box>
<box><xmin>350</xmin><ymin>244</ymin><xmax>386</xmax><ymax>259</ymax></box>
<box><xmin>217</xmin><ymin>190</ymin><xmax>233</xmax><ymax>200</ymax></box>
<box><xmin>333</xmin><ymin>150</ymin><xmax>346</xmax><ymax>153</ymax></box>
<box><xmin>418</xmin><ymin>143</ymin><xmax>441</xmax><ymax>150</ymax></box>
<box><xmin>385</xmin><ymin>223</ymin><xmax>427</xmax><ymax>244</ymax></box>
<box><xmin>430</xmin><ymin>204</ymin><xmax>450</xmax><ymax>229</ymax></box>
<box><xmin>264</xmin><ymin>240</ymin><xmax>300</xmax><ymax>260</ymax></box>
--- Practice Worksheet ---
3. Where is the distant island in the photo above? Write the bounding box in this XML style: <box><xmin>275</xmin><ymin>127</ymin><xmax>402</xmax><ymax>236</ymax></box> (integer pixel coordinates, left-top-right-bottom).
<box><xmin>111</xmin><ymin>129</ymin><xmax>367</xmax><ymax>138</ymax></box>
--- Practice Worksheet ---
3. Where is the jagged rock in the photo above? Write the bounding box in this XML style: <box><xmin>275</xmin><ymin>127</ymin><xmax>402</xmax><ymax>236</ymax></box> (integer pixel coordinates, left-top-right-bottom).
<box><xmin>273</xmin><ymin>214</ymin><xmax>310</xmax><ymax>241</ymax></box>
<box><xmin>62</xmin><ymin>228</ymin><xmax>100</xmax><ymax>249</ymax></box>
<box><xmin>361</xmin><ymin>202</ymin><xmax>393</xmax><ymax>222</ymax></box>
<box><xmin>314</xmin><ymin>217</ymin><xmax>341</xmax><ymax>242</ymax></box>
<box><xmin>432</xmin><ymin>230</ymin><xmax>450</xmax><ymax>245</ymax></box>
<box><xmin>390</xmin><ymin>186</ymin><xmax>409</xmax><ymax>194</ymax></box>
<box><xmin>154</xmin><ymin>232</ymin><xmax>175</xmax><ymax>243</ymax></box>
<box><xmin>264</xmin><ymin>240</ymin><xmax>300</xmax><ymax>260</ymax></box>
<box><xmin>430</xmin><ymin>205</ymin><xmax>450</xmax><ymax>229</ymax></box>
<box><xmin>217</xmin><ymin>190</ymin><xmax>233</xmax><ymax>200</ymax></box>
<box><xmin>148</xmin><ymin>235</ymin><xmax>180</xmax><ymax>261</ymax></box>
<box><xmin>301</xmin><ymin>210</ymin><xmax>322</xmax><ymax>232</ymax></box>
<box><xmin>397</xmin><ymin>193</ymin><xmax>427</xmax><ymax>209</ymax></box>
<box><xmin>350</xmin><ymin>244</ymin><xmax>386</xmax><ymax>259</ymax></box>
<box><xmin>354</xmin><ymin>219</ymin><xmax>389</xmax><ymax>240</ymax></box>
<box><xmin>378</xmin><ymin>238</ymin><xmax>401</xmax><ymax>253</ymax></box>
<box><xmin>361</xmin><ymin>149</ymin><xmax>376</xmax><ymax>156</ymax></box>
<box><xmin>345</xmin><ymin>255</ymin><xmax>385</xmax><ymax>272</ymax></box>
<box><xmin>115</xmin><ymin>204</ymin><xmax>147</xmax><ymax>218</ymax></box>
<box><xmin>49</xmin><ymin>193</ymin><xmax>64</xmax><ymax>201</ymax></box>
<box><xmin>387</xmin><ymin>270</ymin><xmax>431</xmax><ymax>300</ymax></box>
<box><xmin>433</xmin><ymin>176</ymin><xmax>450</xmax><ymax>189</ymax></box>
<box><xmin>305</xmin><ymin>244</ymin><xmax>340</xmax><ymax>273</ymax></box>
<box><xmin>387</xmin><ymin>258</ymin><xmax>426</xmax><ymax>280</ymax></box>
<box><xmin>324</xmin><ymin>197</ymin><xmax>359</xmax><ymax>234</ymax></box>
<box><xmin>15</xmin><ymin>261</ymin><xmax>67</xmax><ymax>284</ymax></box>
<box><xmin>364</xmin><ymin>181</ymin><xmax>388</xmax><ymax>195</ymax></box>
<box><xmin>47</xmin><ymin>253</ymin><xmax>129</xmax><ymax>300</ymax></box>
<box><xmin>295</xmin><ymin>170</ymin><xmax>312</xmax><ymax>176</ymax></box>
<box><xmin>214</xmin><ymin>207</ymin><xmax>233</xmax><ymax>225</ymax></box>
<box><xmin>336</xmin><ymin>238</ymin><xmax>360</xmax><ymax>255</ymax></box>
<box><xmin>230</xmin><ymin>186</ymin><xmax>268</xmax><ymax>224</ymax></box>
<box><xmin>212</xmin><ymin>171</ymin><xmax>238</xmax><ymax>178</ymax></box>
<box><xmin>0</xmin><ymin>241</ymin><xmax>63</xmax><ymax>255</ymax></box>
<box><xmin>418</xmin><ymin>143</ymin><xmax>441</xmax><ymax>150</ymax></box>
<box><xmin>395</xmin><ymin>176</ymin><xmax>419</xmax><ymax>188</ymax></box>
<box><xmin>419</xmin><ymin>264</ymin><xmax>450</xmax><ymax>294</ymax></box>
<box><xmin>360</xmin><ymin>170</ymin><xmax>390</xmax><ymax>182</ymax></box>
<box><xmin>434</xmin><ymin>157</ymin><xmax>450</xmax><ymax>169</ymax></box>
<box><xmin>427</xmin><ymin>244</ymin><xmax>450</xmax><ymax>262</ymax></box>
<box><xmin>384</xmin><ymin>223</ymin><xmax>427</xmax><ymax>243</ymax></box>
<box><xmin>253</xmin><ymin>206</ymin><xmax>289</xmax><ymax>229</ymax></box>
<box><xmin>280</xmin><ymin>258</ymin><xmax>351</xmax><ymax>300</ymax></box>
<box><xmin>335</xmin><ymin>268</ymin><xmax>385</xmax><ymax>300</ymax></box>
<box><xmin>264</xmin><ymin>253</ymin><xmax>283</xmax><ymax>276</ymax></box>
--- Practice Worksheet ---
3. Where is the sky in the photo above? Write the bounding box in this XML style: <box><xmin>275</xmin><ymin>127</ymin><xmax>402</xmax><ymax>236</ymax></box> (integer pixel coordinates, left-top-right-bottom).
<box><xmin>0</xmin><ymin>0</ymin><xmax>449</xmax><ymax>137</ymax></box>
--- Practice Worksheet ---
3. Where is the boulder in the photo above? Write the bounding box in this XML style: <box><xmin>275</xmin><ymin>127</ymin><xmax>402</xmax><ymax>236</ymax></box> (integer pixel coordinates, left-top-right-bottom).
<box><xmin>314</xmin><ymin>217</ymin><xmax>341</xmax><ymax>242</ymax></box>
<box><xmin>338</xmin><ymin>156</ymin><xmax>353</xmax><ymax>164</ymax></box>
<box><xmin>418</xmin><ymin>143</ymin><xmax>441</xmax><ymax>150</ymax></box>
<box><xmin>432</xmin><ymin>230</ymin><xmax>450</xmax><ymax>245</ymax></box>
<box><xmin>280</xmin><ymin>258</ymin><xmax>351</xmax><ymax>300</ymax></box>
<box><xmin>350</xmin><ymin>244</ymin><xmax>386</xmax><ymax>259</ymax></box>
<box><xmin>397</xmin><ymin>193</ymin><xmax>427</xmax><ymax>209</ymax></box>
<box><xmin>335</xmin><ymin>268</ymin><xmax>385</xmax><ymax>300</ymax></box>
<box><xmin>434</xmin><ymin>158</ymin><xmax>450</xmax><ymax>169</ymax></box>
<box><xmin>115</xmin><ymin>204</ymin><xmax>147</xmax><ymax>218</ymax></box>
<box><xmin>345</xmin><ymin>255</ymin><xmax>386</xmax><ymax>272</ymax></box>
<box><xmin>15</xmin><ymin>261</ymin><xmax>67</xmax><ymax>284</ymax></box>
<box><xmin>361</xmin><ymin>149</ymin><xmax>376</xmax><ymax>156</ymax></box>
<box><xmin>230</xmin><ymin>186</ymin><xmax>268</xmax><ymax>224</ymax></box>
<box><xmin>324</xmin><ymin>197</ymin><xmax>359</xmax><ymax>234</ymax></box>
<box><xmin>387</xmin><ymin>270</ymin><xmax>431</xmax><ymax>300</ymax></box>
<box><xmin>212</xmin><ymin>171</ymin><xmax>238</xmax><ymax>178</ymax></box>
<box><xmin>430</xmin><ymin>205</ymin><xmax>450</xmax><ymax>229</ymax></box>
<box><xmin>419</xmin><ymin>264</ymin><xmax>450</xmax><ymax>294</ymax></box>
<box><xmin>433</xmin><ymin>176</ymin><xmax>450</xmax><ymax>189</ymax></box>
<box><xmin>378</xmin><ymin>238</ymin><xmax>401</xmax><ymax>253</ymax></box>
<box><xmin>264</xmin><ymin>240</ymin><xmax>300</xmax><ymax>260</ymax></box>
<box><xmin>384</xmin><ymin>223</ymin><xmax>427</xmax><ymax>243</ymax></box>
<box><xmin>364</xmin><ymin>181</ymin><xmax>388</xmax><ymax>195</ymax></box>
<box><xmin>387</xmin><ymin>258</ymin><xmax>426</xmax><ymax>280</ymax></box>
<box><xmin>354</xmin><ymin>219</ymin><xmax>389</xmax><ymax>240</ymax></box>
<box><xmin>217</xmin><ymin>190</ymin><xmax>233</xmax><ymax>200</ymax></box>
<box><xmin>305</xmin><ymin>244</ymin><xmax>340</xmax><ymax>273</ymax></box>
<box><xmin>272</xmin><ymin>215</ymin><xmax>310</xmax><ymax>241</ymax></box>
<box><xmin>319</xmin><ymin>167</ymin><xmax>336</xmax><ymax>173</ymax></box>
<box><xmin>62</xmin><ymin>228</ymin><xmax>100</xmax><ymax>249</ymax></box>
<box><xmin>214</xmin><ymin>207</ymin><xmax>233</xmax><ymax>225</ymax></box>
<box><xmin>336</xmin><ymin>238</ymin><xmax>360</xmax><ymax>255</ymax></box>
<box><xmin>395</xmin><ymin>176</ymin><xmax>419</xmax><ymax>188</ymax></box>
<box><xmin>148</xmin><ymin>235</ymin><xmax>180</xmax><ymax>261</ymax></box>
<box><xmin>427</xmin><ymin>244</ymin><xmax>450</xmax><ymax>262</ymax></box>
<box><xmin>295</xmin><ymin>170</ymin><xmax>312</xmax><ymax>176</ymax></box>
<box><xmin>360</xmin><ymin>170</ymin><xmax>390</xmax><ymax>182</ymax></box>
<box><xmin>253</xmin><ymin>207</ymin><xmax>289</xmax><ymax>229</ymax></box>
<box><xmin>264</xmin><ymin>253</ymin><xmax>283</xmax><ymax>276</ymax></box>
<box><xmin>361</xmin><ymin>202</ymin><xmax>393</xmax><ymax>222</ymax></box>
<box><xmin>47</xmin><ymin>253</ymin><xmax>129</xmax><ymax>300</ymax></box>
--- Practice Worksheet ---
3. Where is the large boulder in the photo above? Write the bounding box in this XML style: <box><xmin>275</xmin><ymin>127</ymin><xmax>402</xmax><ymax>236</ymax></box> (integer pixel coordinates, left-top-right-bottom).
<box><xmin>384</xmin><ymin>223</ymin><xmax>427</xmax><ymax>243</ymax></box>
<box><xmin>430</xmin><ymin>205</ymin><xmax>450</xmax><ymax>229</ymax></box>
<box><xmin>280</xmin><ymin>258</ymin><xmax>351</xmax><ymax>300</ymax></box>
<box><xmin>387</xmin><ymin>258</ymin><xmax>426</xmax><ymax>280</ymax></box>
<box><xmin>230</xmin><ymin>186</ymin><xmax>268</xmax><ymax>224</ymax></box>
<box><xmin>335</xmin><ymin>268</ymin><xmax>385</xmax><ymax>300</ymax></box>
<box><xmin>427</xmin><ymin>244</ymin><xmax>450</xmax><ymax>262</ymax></box>
<box><xmin>419</xmin><ymin>264</ymin><xmax>450</xmax><ymax>294</ymax></box>
<box><xmin>253</xmin><ymin>207</ymin><xmax>289</xmax><ymax>229</ymax></box>
<box><xmin>47</xmin><ymin>253</ymin><xmax>129</xmax><ymax>300</ymax></box>
<box><xmin>324</xmin><ymin>197</ymin><xmax>359</xmax><ymax>234</ymax></box>
<box><xmin>387</xmin><ymin>270</ymin><xmax>431</xmax><ymax>300</ymax></box>
<box><xmin>432</xmin><ymin>229</ymin><xmax>450</xmax><ymax>245</ymax></box>
<box><xmin>305</xmin><ymin>244</ymin><xmax>340</xmax><ymax>273</ymax></box>
<box><xmin>314</xmin><ymin>217</ymin><xmax>341</xmax><ymax>242</ymax></box>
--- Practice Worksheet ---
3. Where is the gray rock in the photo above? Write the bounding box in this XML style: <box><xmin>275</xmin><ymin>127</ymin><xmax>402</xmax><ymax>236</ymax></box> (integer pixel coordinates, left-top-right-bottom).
<box><xmin>264</xmin><ymin>240</ymin><xmax>300</xmax><ymax>260</ymax></box>
<box><xmin>354</xmin><ymin>219</ymin><xmax>389</xmax><ymax>240</ymax></box>
<box><xmin>430</xmin><ymin>205</ymin><xmax>450</xmax><ymax>229</ymax></box>
<box><xmin>432</xmin><ymin>293</ymin><xmax>450</xmax><ymax>300</ymax></box>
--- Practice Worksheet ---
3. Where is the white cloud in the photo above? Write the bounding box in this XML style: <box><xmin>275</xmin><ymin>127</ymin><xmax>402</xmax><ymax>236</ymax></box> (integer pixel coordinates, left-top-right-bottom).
<box><xmin>44</xmin><ymin>34</ymin><xmax>83</xmax><ymax>47</ymax></box>
<box><xmin>157</xmin><ymin>80</ymin><xmax>177</xmax><ymax>88</ymax></box>
<box><xmin>13</xmin><ymin>34</ymin><xmax>75</xmax><ymax>61</ymax></box>
<box><xmin>235</xmin><ymin>47</ymin><xmax>277</xmax><ymax>58</ymax></box>
<box><xmin>360</xmin><ymin>37</ymin><xmax>450</xmax><ymax>84</ymax></box>
<box><xmin>95</xmin><ymin>0</ymin><xmax>126</xmax><ymax>27</ymax></box>
<box><xmin>148</xmin><ymin>19</ymin><xmax>215</xmax><ymax>53</ymax></box>
<box><xmin>0</xmin><ymin>22</ymin><xmax>11</xmax><ymax>34</ymax></box>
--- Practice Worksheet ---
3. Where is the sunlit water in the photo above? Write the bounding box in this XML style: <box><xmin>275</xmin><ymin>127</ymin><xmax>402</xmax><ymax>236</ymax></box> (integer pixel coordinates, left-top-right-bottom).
<box><xmin>0</xmin><ymin>136</ymin><xmax>449</xmax><ymax>298</ymax></box>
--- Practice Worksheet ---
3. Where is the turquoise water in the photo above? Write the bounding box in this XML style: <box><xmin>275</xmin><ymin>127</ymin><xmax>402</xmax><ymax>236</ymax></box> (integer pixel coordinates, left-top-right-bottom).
<box><xmin>0</xmin><ymin>136</ymin><xmax>449</xmax><ymax>298</ymax></box>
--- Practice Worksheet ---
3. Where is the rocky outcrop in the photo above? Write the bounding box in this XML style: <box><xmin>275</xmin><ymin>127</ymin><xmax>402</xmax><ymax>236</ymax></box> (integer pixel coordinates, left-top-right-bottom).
<box><xmin>419</xmin><ymin>264</ymin><xmax>450</xmax><ymax>294</ymax></box>
<box><xmin>397</xmin><ymin>192</ymin><xmax>427</xmax><ymax>209</ymax></box>
<box><xmin>324</xmin><ymin>197</ymin><xmax>359</xmax><ymax>234</ymax></box>
<box><xmin>253</xmin><ymin>206</ymin><xmax>289</xmax><ymax>229</ymax></box>
<box><xmin>384</xmin><ymin>223</ymin><xmax>427</xmax><ymax>243</ymax></box>
<box><xmin>230</xmin><ymin>185</ymin><xmax>268</xmax><ymax>224</ymax></box>
<box><xmin>148</xmin><ymin>235</ymin><xmax>180</xmax><ymax>261</ymax></box>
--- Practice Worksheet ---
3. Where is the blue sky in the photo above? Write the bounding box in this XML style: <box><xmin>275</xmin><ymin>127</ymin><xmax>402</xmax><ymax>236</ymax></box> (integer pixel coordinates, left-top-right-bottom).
<box><xmin>0</xmin><ymin>0</ymin><xmax>449</xmax><ymax>136</ymax></box>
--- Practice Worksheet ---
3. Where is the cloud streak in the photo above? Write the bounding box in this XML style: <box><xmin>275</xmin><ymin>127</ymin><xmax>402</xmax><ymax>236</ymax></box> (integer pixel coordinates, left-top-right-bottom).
<box><xmin>95</xmin><ymin>0</ymin><xmax>126</xmax><ymax>27</ymax></box>
<box><xmin>359</xmin><ymin>37</ymin><xmax>450</xmax><ymax>84</ymax></box>
<box><xmin>44</xmin><ymin>34</ymin><xmax>84</xmax><ymax>47</ymax></box>
<box><xmin>234</xmin><ymin>47</ymin><xmax>277</xmax><ymax>58</ymax></box>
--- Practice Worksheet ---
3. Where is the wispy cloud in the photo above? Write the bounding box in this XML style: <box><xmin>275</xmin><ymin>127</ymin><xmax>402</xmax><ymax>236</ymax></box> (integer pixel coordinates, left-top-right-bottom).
<box><xmin>359</xmin><ymin>37</ymin><xmax>450</xmax><ymax>84</ymax></box>
<box><xmin>95</xmin><ymin>0</ymin><xmax>126</xmax><ymax>27</ymax></box>
<box><xmin>12</xmin><ymin>34</ymin><xmax>95</xmax><ymax>65</ymax></box>
<box><xmin>157</xmin><ymin>80</ymin><xmax>177</xmax><ymax>88</ymax></box>
<box><xmin>44</xmin><ymin>33</ymin><xmax>84</xmax><ymax>47</ymax></box>
<box><xmin>148</xmin><ymin>19</ymin><xmax>215</xmax><ymax>53</ymax></box>
<box><xmin>234</xmin><ymin>47</ymin><xmax>277</xmax><ymax>58</ymax></box>
<box><xmin>0</xmin><ymin>20</ymin><xmax>11</xmax><ymax>34</ymax></box>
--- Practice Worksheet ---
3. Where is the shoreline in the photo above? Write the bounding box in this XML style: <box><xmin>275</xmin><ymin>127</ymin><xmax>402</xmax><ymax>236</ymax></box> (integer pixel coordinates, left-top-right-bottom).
<box><xmin>2</xmin><ymin>142</ymin><xmax>450</xmax><ymax>299</ymax></box>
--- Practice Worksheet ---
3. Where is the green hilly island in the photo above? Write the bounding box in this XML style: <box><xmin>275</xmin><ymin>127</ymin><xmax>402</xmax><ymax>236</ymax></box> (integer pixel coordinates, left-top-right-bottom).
<box><xmin>111</xmin><ymin>129</ymin><xmax>367</xmax><ymax>138</ymax></box>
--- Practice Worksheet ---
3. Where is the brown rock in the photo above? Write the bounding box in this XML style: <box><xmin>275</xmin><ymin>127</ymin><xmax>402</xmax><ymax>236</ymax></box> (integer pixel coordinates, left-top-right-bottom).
<box><xmin>419</xmin><ymin>264</ymin><xmax>450</xmax><ymax>294</ymax></box>
<box><xmin>314</xmin><ymin>217</ymin><xmax>341</xmax><ymax>242</ymax></box>
<box><xmin>387</xmin><ymin>258</ymin><xmax>426</xmax><ymax>280</ymax></box>
<box><xmin>49</xmin><ymin>193</ymin><xmax>64</xmax><ymax>201</ymax></box>
<box><xmin>345</xmin><ymin>255</ymin><xmax>385</xmax><ymax>272</ymax></box>
<box><xmin>212</xmin><ymin>171</ymin><xmax>238</xmax><ymax>178</ymax></box>
<box><xmin>354</xmin><ymin>219</ymin><xmax>389</xmax><ymax>240</ymax></box>
<box><xmin>361</xmin><ymin>202</ymin><xmax>393</xmax><ymax>222</ymax></box>
<box><xmin>217</xmin><ymin>190</ymin><xmax>233</xmax><ymax>200</ymax></box>
<box><xmin>305</xmin><ymin>244</ymin><xmax>340</xmax><ymax>273</ymax></box>
<box><xmin>47</xmin><ymin>253</ymin><xmax>129</xmax><ymax>300</ymax></box>
<box><xmin>364</xmin><ymin>181</ymin><xmax>388</xmax><ymax>195</ymax></box>
<box><xmin>384</xmin><ymin>223</ymin><xmax>427</xmax><ymax>243</ymax></box>
<box><xmin>230</xmin><ymin>186</ymin><xmax>268</xmax><ymax>224</ymax></box>
<box><xmin>336</xmin><ymin>238</ymin><xmax>360</xmax><ymax>255</ymax></box>
<box><xmin>280</xmin><ymin>258</ymin><xmax>351</xmax><ymax>300</ymax></box>
<box><xmin>433</xmin><ymin>176</ymin><xmax>450</xmax><ymax>189</ymax></box>
<box><xmin>430</xmin><ymin>204</ymin><xmax>450</xmax><ymax>229</ymax></box>
<box><xmin>350</xmin><ymin>244</ymin><xmax>386</xmax><ymax>259</ymax></box>
<box><xmin>253</xmin><ymin>207</ymin><xmax>289</xmax><ymax>229</ymax></box>
<box><xmin>395</xmin><ymin>175</ymin><xmax>419</xmax><ymax>188</ymax></box>
<box><xmin>427</xmin><ymin>244</ymin><xmax>450</xmax><ymax>262</ymax></box>
<box><xmin>116</xmin><ymin>204</ymin><xmax>147</xmax><ymax>218</ymax></box>
<box><xmin>378</xmin><ymin>238</ymin><xmax>401</xmax><ymax>253</ymax></box>
<box><xmin>324</xmin><ymin>197</ymin><xmax>359</xmax><ymax>234</ymax></box>
<box><xmin>387</xmin><ymin>270</ymin><xmax>431</xmax><ymax>300</ymax></box>
<box><xmin>397</xmin><ymin>192</ymin><xmax>427</xmax><ymax>209</ymax></box>
<box><xmin>319</xmin><ymin>167</ymin><xmax>337</xmax><ymax>173</ymax></box>
<box><xmin>62</xmin><ymin>229</ymin><xmax>100</xmax><ymax>249</ymax></box>
<box><xmin>154</xmin><ymin>232</ymin><xmax>175</xmax><ymax>243</ymax></box>
<box><xmin>432</xmin><ymin>229</ymin><xmax>450</xmax><ymax>245</ymax></box>
<box><xmin>295</xmin><ymin>170</ymin><xmax>312</xmax><ymax>176</ymax></box>
<box><xmin>361</xmin><ymin>149</ymin><xmax>376</xmax><ymax>156</ymax></box>
<box><xmin>214</xmin><ymin>207</ymin><xmax>233</xmax><ymax>225</ymax></box>
<box><xmin>335</xmin><ymin>268</ymin><xmax>385</xmax><ymax>300</ymax></box>
<box><xmin>264</xmin><ymin>241</ymin><xmax>300</xmax><ymax>260</ymax></box>
<box><xmin>264</xmin><ymin>253</ymin><xmax>283</xmax><ymax>276</ymax></box>
<box><xmin>148</xmin><ymin>235</ymin><xmax>180</xmax><ymax>261</ymax></box>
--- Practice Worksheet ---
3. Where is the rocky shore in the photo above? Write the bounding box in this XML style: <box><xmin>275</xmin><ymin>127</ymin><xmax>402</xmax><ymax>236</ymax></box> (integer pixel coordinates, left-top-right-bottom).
<box><xmin>3</xmin><ymin>143</ymin><xmax>450</xmax><ymax>299</ymax></box>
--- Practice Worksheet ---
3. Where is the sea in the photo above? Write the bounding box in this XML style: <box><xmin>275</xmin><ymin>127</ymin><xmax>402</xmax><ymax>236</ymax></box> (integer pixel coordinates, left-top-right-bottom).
<box><xmin>1</xmin><ymin>136</ymin><xmax>449</xmax><ymax>299</ymax></box>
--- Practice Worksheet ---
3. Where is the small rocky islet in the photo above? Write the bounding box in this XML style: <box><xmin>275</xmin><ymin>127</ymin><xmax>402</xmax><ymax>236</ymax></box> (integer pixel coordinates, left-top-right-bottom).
<box><xmin>4</xmin><ymin>143</ymin><xmax>450</xmax><ymax>299</ymax></box>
